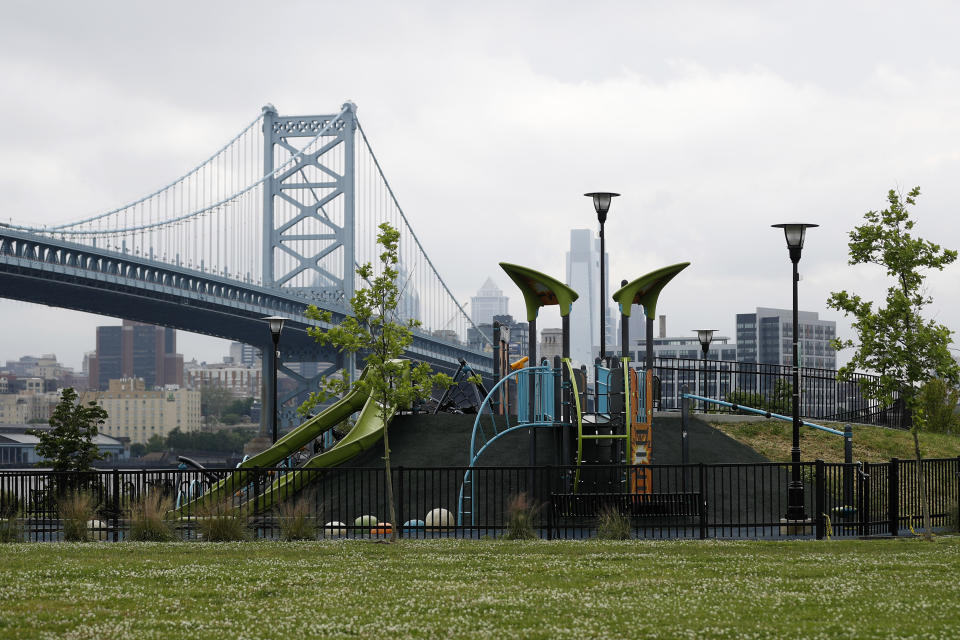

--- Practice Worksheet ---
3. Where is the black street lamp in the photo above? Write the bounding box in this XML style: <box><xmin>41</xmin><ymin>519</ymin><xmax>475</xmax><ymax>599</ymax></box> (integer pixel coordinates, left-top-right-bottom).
<box><xmin>264</xmin><ymin>315</ymin><xmax>285</xmax><ymax>444</ymax></box>
<box><xmin>694</xmin><ymin>329</ymin><xmax>716</xmax><ymax>409</ymax></box>
<box><xmin>771</xmin><ymin>222</ymin><xmax>818</xmax><ymax>522</ymax></box>
<box><xmin>584</xmin><ymin>192</ymin><xmax>619</xmax><ymax>362</ymax></box>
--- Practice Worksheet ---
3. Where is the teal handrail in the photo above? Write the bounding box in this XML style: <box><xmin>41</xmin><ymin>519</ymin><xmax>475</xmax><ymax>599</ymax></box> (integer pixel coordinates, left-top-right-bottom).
<box><xmin>681</xmin><ymin>392</ymin><xmax>845</xmax><ymax>436</ymax></box>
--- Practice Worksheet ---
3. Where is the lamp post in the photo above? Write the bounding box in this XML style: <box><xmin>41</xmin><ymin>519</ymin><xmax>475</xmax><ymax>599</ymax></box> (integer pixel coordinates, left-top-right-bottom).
<box><xmin>771</xmin><ymin>222</ymin><xmax>818</xmax><ymax>522</ymax></box>
<box><xmin>584</xmin><ymin>192</ymin><xmax>619</xmax><ymax>364</ymax></box>
<box><xmin>694</xmin><ymin>329</ymin><xmax>716</xmax><ymax>410</ymax></box>
<box><xmin>264</xmin><ymin>315</ymin><xmax>285</xmax><ymax>444</ymax></box>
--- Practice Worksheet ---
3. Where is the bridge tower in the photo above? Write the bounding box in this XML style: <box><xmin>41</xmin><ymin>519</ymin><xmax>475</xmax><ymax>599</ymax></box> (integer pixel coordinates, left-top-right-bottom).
<box><xmin>260</xmin><ymin>103</ymin><xmax>358</xmax><ymax>431</ymax></box>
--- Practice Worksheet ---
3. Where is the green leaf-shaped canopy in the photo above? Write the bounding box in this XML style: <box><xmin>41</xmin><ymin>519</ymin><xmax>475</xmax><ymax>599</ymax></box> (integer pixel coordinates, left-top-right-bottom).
<box><xmin>612</xmin><ymin>262</ymin><xmax>690</xmax><ymax>319</ymax></box>
<box><xmin>499</xmin><ymin>262</ymin><xmax>580</xmax><ymax>322</ymax></box>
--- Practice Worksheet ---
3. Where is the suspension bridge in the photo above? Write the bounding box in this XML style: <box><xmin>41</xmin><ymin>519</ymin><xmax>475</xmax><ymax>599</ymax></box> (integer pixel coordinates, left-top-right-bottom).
<box><xmin>0</xmin><ymin>102</ymin><xmax>493</xmax><ymax>429</ymax></box>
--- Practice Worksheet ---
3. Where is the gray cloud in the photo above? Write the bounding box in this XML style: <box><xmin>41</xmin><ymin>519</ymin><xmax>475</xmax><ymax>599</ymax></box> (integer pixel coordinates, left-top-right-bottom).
<box><xmin>1</xmin><ymin>1</ymin><xmax>958</xmax><ymax>369</ymax></box>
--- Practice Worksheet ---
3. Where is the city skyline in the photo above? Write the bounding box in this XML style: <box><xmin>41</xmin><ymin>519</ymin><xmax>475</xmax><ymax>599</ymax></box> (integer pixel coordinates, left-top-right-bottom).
<box><xmin>1</xmin><ymin>3</ymin><xmax>959</xmax><ymax>372</ymax></box>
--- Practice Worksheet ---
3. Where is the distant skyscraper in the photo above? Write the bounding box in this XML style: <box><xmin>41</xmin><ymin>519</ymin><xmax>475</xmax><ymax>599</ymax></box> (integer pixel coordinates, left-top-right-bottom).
<box><xmin>736</xmin><ymin>307</ymin><xmax>836</xmax><ymax>369</ymax></box>
<box><xmin>88</xmin><ymin>321</ymin><xmax>184</xmax><ymax>391</ymax></box>
<box><xmin>470</xmin><ymin>278</ymin><xmax>509</xmax><ymax>326</ymax></box>
<box><xmin>566</xmin><ymin>229</ymin><xmax>610</xmax><ymax>368</ymax></box>
<box><xmin>395</xmin><ymin>262</ymin><xmax>421</xmax><ymax>324</ymax></box>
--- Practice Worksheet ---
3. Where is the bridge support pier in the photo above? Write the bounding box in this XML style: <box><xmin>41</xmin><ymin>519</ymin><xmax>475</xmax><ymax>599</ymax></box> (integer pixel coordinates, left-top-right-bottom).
<box><xmin>260</xmin><ymin>344</ymin><xmax>350</xmax><ymax>438</ymax></box>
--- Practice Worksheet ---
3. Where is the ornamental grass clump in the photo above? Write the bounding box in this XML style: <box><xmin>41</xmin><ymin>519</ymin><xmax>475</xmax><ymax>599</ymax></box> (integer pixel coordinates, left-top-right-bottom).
<box><xmin>196</xmin><ymin>499</ymin><xmax>248</xmax><ymax>542</ymax></box>
<box><xmin>278</xmin><ymin>495</ymin><xmax>317</xmax><ymax>541</ymax></box>
<box><xmin>503</xmin><ymin>492</ymin><xmax>539</xmax><ymax>540</ymax></box>
<box><xmin>127</xmin><ymin>494</ymin><xmax>176</xmax><ymax>542</ymax></box>
<box><xmin>60</xmin><ymin>492</ymin><xmax>94</xmax><ymax>542</ymax></box>
<box><xmin>0</xmin><ymin>491</ymin><xmax>22</xmax><ymax>543</ymax></box>
<box><xmin>596</xmin><ymin>505</ymin><xmax>631</xmax><ymax>540</ymax></box>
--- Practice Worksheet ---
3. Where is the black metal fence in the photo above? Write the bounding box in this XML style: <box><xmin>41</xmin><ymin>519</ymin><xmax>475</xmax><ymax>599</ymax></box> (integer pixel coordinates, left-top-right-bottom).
<box><xmin>652</xmin><ymin>357</ymin><xmax>907</xmax><ymax>428</ymax></box>
<box><xmin>1</xmin><ymin>458</ymin><xmax>956</xmax><ymax>541</ymax></box>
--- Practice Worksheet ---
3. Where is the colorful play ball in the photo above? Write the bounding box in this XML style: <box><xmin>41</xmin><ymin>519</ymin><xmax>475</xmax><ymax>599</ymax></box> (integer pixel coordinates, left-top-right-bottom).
<box><xmin>323</xmin><ymin>521</ymin><xmax>347</xmax><ymax>537</ymax></box>
<box><xmin>354</xmin><ymin>515</ymin><xmax>378</xmax><ymax>528</ymax></box>
<box><xmin>402</xmin><ymin>519</ymin><xmax>425</xmax><ymax>532</ymax></box>
<box><xmin>370</xmin><ymin>523</ymin><xmax>393</xmax><ymax>536</ymax></box>
<box><xmin>424</xmin><ymin>508</ymin><xmax>453</xmax><ymax>530</ymax></box>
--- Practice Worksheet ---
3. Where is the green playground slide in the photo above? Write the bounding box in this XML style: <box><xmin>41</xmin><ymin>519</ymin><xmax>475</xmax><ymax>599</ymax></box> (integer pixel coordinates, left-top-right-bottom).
<box><xmin>239</xmin><ymin>392</ymin><xmax>394</xmax><ymax>515</ymax></box>
<box><xmin>178</xmin><ymin>368</ymin><xmax>373</xmax><ymax>513</ymax></box>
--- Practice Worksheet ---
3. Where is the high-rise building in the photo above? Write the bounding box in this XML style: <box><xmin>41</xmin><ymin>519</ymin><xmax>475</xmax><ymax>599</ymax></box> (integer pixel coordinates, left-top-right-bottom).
<box><xmin>88</xmin><ymin>321</ymin><xmax>184</xmax><ymax>391</ymax></box>
<box><xmin>228</xmin><ymin>342</ymin><xmax>261</xmax><ymax>368</ymax></box>
<box><xmin>470</xmin><ymin>278</ymin><xmax>509</xmax><ymax>327</ymax></box>
<box><xmin>566</xmin><ymin>229</ymin><xmax>611</xmax><ymax>367</ymax></box>
<box><xmin>736</xmin><ymin>307</ymin><xmax>836</xmax><ymax>369</ymax></box>
<box><xmin>396</xmin><ymin>262</ymin><xmax>421</xmax><ymax>325</ymax></box>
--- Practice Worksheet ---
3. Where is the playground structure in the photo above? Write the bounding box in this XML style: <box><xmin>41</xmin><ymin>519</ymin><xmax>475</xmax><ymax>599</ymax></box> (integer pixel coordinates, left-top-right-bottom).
<box><xmin>457</xmin><ymin>261</ymin><xmax>692</xmax><ymax>525</ymax></box>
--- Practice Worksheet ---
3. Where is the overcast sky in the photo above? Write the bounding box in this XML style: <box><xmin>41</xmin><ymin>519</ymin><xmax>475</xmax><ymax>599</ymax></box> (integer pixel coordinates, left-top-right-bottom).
<box><xmin>1</xmin><ymin>1</ymin><xmax>959</xmax><ymax>371</ymax></box>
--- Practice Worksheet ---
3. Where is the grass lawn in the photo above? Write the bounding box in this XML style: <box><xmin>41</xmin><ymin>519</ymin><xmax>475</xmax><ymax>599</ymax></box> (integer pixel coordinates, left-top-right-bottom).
<box><xmin>709</xmin><ymin>418</ymin><xmax>960</xmax><ymax>463</ymax></box>
<box><xmin>1</xmin><ymin>538</ymin><xmax>959</xmax><ymax>639</ymax></box>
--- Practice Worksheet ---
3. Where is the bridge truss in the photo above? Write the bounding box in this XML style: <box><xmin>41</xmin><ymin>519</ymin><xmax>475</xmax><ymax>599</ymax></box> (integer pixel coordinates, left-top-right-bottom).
<box><xmin>1</xmin><ymin>103</ymin><xmax>492</xmax><ymax>430</ymax></box>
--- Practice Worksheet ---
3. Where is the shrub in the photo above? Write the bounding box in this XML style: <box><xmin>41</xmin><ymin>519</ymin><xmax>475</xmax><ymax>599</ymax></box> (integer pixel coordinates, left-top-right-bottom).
<box><xmin>127</xmin><ymin>494</ymin><xmax>175</xmax><ymax>542</ymax></box>
<box><xmin>919</xmin><ymin>378</ymin><xmax>959</xmax><ymax>434</ymax></box>
<box><xmin>0</xmin><ymin>491</ymin><xmax>20</xmax><ymax>519</ymax></box>
<box><xmin>0</xmin><ymin>517</ymin><xmax>21</xmax><ymax>543</ymax></box>
<box><xmin>503</xmin><ymin>493</ymin><xmax>539</xmax><ymax>540</ymax></box>
<box><xmin>596</xmin><ymin>506</ymin><xmax>631</xmax><ymax>540</ymax></box>
<box><xmin>0</xmin><ymin>493</ymin><xmax>22</xmax><ymax>543</ymax></box>
<box><xmin>278</xmin><ymin>495</ymin><xmax>317</xmax><ymax>541</ymax></box>
<box><xmin>60</xmin><ymin>493</ymin><xmax>94</xmax><ymax>542</ymax></box>
<box><xmin>196</xmin><ymin>500</ymin><xmax>247</xmax><ymax>542</ymax></box>
<box><xmin>947</xmin><ymin>503</ymin><xmax>960</xmax><ymax>533</ymax></box>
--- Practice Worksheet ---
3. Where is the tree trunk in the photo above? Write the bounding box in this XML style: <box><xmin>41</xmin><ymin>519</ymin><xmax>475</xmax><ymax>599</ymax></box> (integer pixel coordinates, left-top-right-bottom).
<box><xmin>911</xmin><ymin>427</ymin><xmax>932</xmax><ymax>540</ymax></box>
<box><xmin>381</xmin><ymin>397</ymin><xmax>399</xmax><ymax>543</ymax></box>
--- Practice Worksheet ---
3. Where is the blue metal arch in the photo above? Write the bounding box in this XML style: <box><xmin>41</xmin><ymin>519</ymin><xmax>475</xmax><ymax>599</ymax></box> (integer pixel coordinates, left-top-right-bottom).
<box><xmin>457</xmin><ymin>365</ymin><xmax>558</xmax><ymax>526</ymax></box>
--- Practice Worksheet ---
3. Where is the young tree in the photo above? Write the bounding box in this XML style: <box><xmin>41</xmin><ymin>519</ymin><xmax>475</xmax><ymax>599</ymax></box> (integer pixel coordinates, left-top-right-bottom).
<box><xmin>28</xmin><ymin>388</ymin><xmax>108</xmax><ymax>494</ymax></box>
<box><xmin>301</xmin><ymin>222</ymin><xmax>452</xmax><ymax>542</ymax></box>
<box><xmin>827</xmin><ymin>187</ymin><xmax>959</xmax><ymax>538</ymax></box>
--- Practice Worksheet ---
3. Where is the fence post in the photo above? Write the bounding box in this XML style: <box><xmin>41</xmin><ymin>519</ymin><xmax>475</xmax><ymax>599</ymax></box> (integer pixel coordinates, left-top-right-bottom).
<box><xmin>396</xmin><ymin>466</ymin><xmax>404</xmax><ymax>540</ymax></box>
<box><xmin>681</xmin><ymin>384</ymin><xmax>690</xmax><ymax>466</ymax></box>
<box><xmin>889</xmin><ymin>458</ymin><xmax>899</xmax><ymax>537</ymax></box>
<box><xmin>698</xmin><ymin>463</ymin><xmax>707</xmax><ymax>540</ymax></box>
<box><xmin>858</xmin><ymin>463</ymin><xmax>871</xmax><ymax>537</ymax></box>
<box><xmin>112</xmin><ymin>468</ymin><xmax>120</xmax><ymax>542</ymax></box>
<box><xmin>815</xmin><ymin>460</ymin><xmax>825</xmax><ymax>540</ymax></box>
<box><xmin>956</xmin><ymin>456</ymin><xmax>960</xmax><ymax>530</ymax></box>
<box><xmin>545</xmin><ymin>465</ymin><xmax>554</xmax><ymax>541</ymax></box>
<box><xmin>843</xmin><ymin>425</ymin><xmax>853</xmax><ymax>508</ymax></box>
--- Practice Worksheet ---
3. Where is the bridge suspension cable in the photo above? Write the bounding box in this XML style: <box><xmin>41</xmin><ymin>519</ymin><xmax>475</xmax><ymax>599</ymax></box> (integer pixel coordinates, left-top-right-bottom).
<box><xmin>6</xmin><ymin>102</ymin><xmax>490</xmax><ymax>350</ymax></box>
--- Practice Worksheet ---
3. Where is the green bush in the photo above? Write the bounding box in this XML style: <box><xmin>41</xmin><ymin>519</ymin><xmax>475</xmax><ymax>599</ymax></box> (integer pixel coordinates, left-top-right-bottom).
<box><xmin>60</xmin><ymin>493</ymin><xmax>94</xmax><ymax>542</ymax></box>
<box><xmin>503</xmin><ymin>493</ymin><xmax>538</xmax><ymax>540</ymax></box>
<box><xmin>127</xmin><ymin>494</ymin><xmax>175</xmax><ymax>542</ymax></box>
<box><xmin>725</xmin><ymin>380</ymin><xmax>792</xmax><ymax>415</ymax></box>
<box><xmin>596</xmin><ymin>506</ymin><xmax>631</xmax><ymax>540</ymax></box>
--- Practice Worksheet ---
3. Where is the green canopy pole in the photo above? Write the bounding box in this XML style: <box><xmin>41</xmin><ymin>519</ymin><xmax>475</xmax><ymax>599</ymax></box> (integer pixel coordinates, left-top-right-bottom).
<box><xmin>499</xmin><ymin>263</ymin><xmax>579</xmax><ymax>468</ymax></box>
<box><xmin>612</xmin><ymin>262</ymin><xmax>690</xmax><ymax>492</ymax></box>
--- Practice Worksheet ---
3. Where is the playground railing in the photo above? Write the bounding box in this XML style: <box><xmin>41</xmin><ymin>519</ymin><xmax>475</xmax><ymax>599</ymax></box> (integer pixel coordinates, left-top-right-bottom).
<box><xmin>650</xmin><ymin>357</ymin><xmax>908</xmax><ymax>429</ymax></box>
<box><xmin>1</xmin><ymin>458</ymin><xmax>957</xmax><ymax>541</ymax></box>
